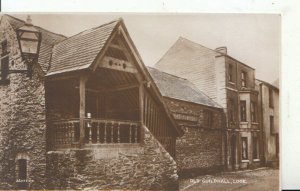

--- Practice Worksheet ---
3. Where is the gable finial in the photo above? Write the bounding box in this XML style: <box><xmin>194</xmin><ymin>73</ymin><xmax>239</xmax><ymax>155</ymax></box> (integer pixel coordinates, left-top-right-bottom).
<box><xmin>25</xmin><ymin>15</ymin><xmax>33</xmax><ymax>26</ymax></box>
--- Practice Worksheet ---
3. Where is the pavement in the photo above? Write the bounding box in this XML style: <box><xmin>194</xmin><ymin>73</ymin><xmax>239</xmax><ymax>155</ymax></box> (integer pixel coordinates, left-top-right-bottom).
<box><xmin>179</xmin><ymin>167</ymin><xmax>279</xmax><ymax>191</ymax></box>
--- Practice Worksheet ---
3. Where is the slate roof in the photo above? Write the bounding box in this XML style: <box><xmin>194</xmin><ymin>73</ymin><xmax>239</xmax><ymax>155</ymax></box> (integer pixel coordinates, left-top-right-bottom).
<box><xmin>147</xmin><ymin>67</ymin><xmax>222</xmax><ymax>108</ymax></box>
<box><xmin>4</xmin><ymin>14</ymin><xmax>67</xmax><ymax>72</ymax></box>
<box><xmin>47</xmin><ymin>19</ymin><xmax>121</xmax><ymax>76</ymax></box>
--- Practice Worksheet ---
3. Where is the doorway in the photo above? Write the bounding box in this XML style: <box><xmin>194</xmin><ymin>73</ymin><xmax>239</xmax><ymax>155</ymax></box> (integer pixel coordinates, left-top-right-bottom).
<box><xmin>231</xmin><ymin>134</ymin><xmax>236</xmax><ymax>170</ymax></box>
<box><xmin>17</xmin><ymin>159</ymin><xmax>28</xmax><ymax>189</ymax></box>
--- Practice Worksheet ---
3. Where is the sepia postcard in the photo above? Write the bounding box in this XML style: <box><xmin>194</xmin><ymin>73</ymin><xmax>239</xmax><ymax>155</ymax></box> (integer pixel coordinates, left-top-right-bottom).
<box><xmin>0</xmin><ymin>13</ymin><xmax>280</xmax><ymax>190</ymax></box>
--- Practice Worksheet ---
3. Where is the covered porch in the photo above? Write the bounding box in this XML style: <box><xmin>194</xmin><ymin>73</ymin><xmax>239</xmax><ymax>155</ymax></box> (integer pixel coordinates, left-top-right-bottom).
<box><xmin>45</xmin><ymin>23</ymin><xmax>180</xmax><ymax>158</ymax></box>
<box><xmin>46</xmin><ymin>63</ymin><xmax>143</xmax><ymax>150</ymax></box>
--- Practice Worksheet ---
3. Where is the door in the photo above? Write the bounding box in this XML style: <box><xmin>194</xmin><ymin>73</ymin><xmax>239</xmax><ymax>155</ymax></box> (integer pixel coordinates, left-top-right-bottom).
<box><xmin>231</xmin><ymin>134</ymin><xmax>236</xmax><ymax>170</ymax></box>
<box><xmin>17</xmin><ymin>159</ymin><xmax>28</xmax><ymax>189</ymax></box>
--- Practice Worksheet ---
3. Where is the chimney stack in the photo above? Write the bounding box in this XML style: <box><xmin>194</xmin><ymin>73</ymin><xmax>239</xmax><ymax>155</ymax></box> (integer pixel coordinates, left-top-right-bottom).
<box><xmin>215</xmin><ymin>46</ymin><xmax>227</xmax><ymax>55</ymax></box>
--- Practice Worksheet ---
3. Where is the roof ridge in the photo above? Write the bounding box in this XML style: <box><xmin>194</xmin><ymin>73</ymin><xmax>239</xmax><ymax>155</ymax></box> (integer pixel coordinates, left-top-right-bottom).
<box><xmin>147</xmin><ymin>66</ymin><xmax>188</xmax><ymax>81</ymax></box>
<box><xmin>155</xmin><ymin>36</ymin><xmax>217</xmax><ymax>67</ymax></box>
<box><xmin>4</xmin><ymin>14</ymin><xmax>67</xmax><ymax>39</ymax></box>
<box><xmin>179</xmin><ymin>37</ymin><xmax>255</xmax><ymax>70</ymax></box>
<box><xmin>177</xmin><ymin>36</ymin><xmax>218</xmax><ymax>53</ymax></box>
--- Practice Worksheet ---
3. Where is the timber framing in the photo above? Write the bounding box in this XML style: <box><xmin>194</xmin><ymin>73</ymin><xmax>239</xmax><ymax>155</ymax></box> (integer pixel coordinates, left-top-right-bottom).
<box><xmin>45</xmin><ymin>19</ymin><xmax>183</xmax><ymax>137</ymax></box>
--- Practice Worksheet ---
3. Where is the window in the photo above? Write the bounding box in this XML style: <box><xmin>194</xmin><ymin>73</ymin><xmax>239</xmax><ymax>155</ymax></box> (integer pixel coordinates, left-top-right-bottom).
<box><xmin>241</xmin><ymin>71</ymin><xmax>247</xmax><ymax>87</ymax></box>
<box><xmin>252</xmin><ymin>136</ymin><xmax>259</xmax><ymax>159</ymax></box>
<box><xmin>0</xmin><ymin>39</ymin><xmax>9</xmax><ymax>84</ymax></box>
<box><xmin>270</xmin><ymin>116</ymin><xmax>275</xmax><ymax>134</ymax></box>
<box><xmin>17</xmin><ymin>159</ymin><xmax>28</xmax><ymax>189</ymax></box>
<box><xmin>204</xmin><ymin>110</ymin><xmax>213</xmax><ymax>128</ymax></box>
<box><xmin>228</xmin><ymin>64</ymin><xmax>233</xmax><ymax>82</ymax></box>
<box><xmin>251</xmin><ymin>101</ymin><xmax>257</xmax><ymax>122</ymax></box>
<box><xmin>228</xmin><ymin>99</ymin><xmax>235</xmax><ymax>122</ymax></box>
<box><xmin>241</xmin><ymin>137</ymin><xmax>248</xmax><ymax>160</ymax></box>
<box><xmin>240</xmin><ymin>101</ymin><xmax>247</xmax><ymax>122</ymax></box>
<box><xmin>269</xmin><ymin>88</ymin><xmax>274</xmax><ymax>108</ymax></box>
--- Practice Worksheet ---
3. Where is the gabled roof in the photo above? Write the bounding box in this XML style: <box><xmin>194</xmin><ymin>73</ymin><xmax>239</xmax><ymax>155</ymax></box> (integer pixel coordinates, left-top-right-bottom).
<box><xmin>3</xmin><ymin>14</ymin><xmax>67</xmax><ymax>72</ymax></box>
<box><xmin>148</xmin><ymin>67</ymin><xmax>222</xmax><ymax>108</ymax></box>
<box><xmin>47</xmin><ymin>19</ymin><xmax>120</xmax><ymax>76</ymax></box>
<box><xmin>156</xmin><ymin>37</ymin><xmax>254</xmax><ymax>71</ymax></box>
<box><xmin>40</xmin><ymin>17</ymin><xmax>183</xmax><ymax>137</ymax></box>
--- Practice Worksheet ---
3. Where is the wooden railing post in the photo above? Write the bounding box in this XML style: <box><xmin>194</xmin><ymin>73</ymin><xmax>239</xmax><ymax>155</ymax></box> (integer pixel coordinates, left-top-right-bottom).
<box><xmin>111</xmin><ymin>123</ymin><xmax>114</xmax><ymax>143</ymax></box>
<box><xmin>139</xmin><ymin>83</ymin><xmax>144</xmax><ymax>144</ymax></box>
<box><xmin>117</xmin><ymin>123</ymin><xmax>120</xmax><ymax>143</ymax></box>
<box><xmin>104</xmin><ymin>122</ymin><xmax>107</xmax><ymax>143</ymax></box>
<box><xmin>129</xmin><ymin>124</ymin><xmax>132</xmax><ymax>143</ymax></box>
<box><xmin>79</xmin><ymin>75</ymin><xmax>88</xmax><ymax>147</ymax></box>
<box><xmin>97</xmin><ymin>122</ymin><xmax>100</xmax><ymax>143</ymax></box>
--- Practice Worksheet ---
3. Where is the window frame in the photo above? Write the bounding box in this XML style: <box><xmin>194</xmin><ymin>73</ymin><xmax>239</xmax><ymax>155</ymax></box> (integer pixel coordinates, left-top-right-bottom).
<box><xmin>228</xmin><ymin>99</ymin><xmax>235</xmax><ymax>122</ymax></box>
<box><xmin>241</xmin><ymin>137</ymin><xmax>248</xmax><ymax>160</ymax></box>
<box><xmin>240</xmin><ymin>100</ymin><xmax>247</xmax><ymax>122</ymax></box>
<box><xmin>252</xmin><ymin>136</ymin><xmax>259</xmax><ymax>159</ymax></box>
<box><xmin>228</xmin><ymin>64</ymin><xmax>233</xmax><ymax>82</ymax></box>
<box><xmin>251</xmin><ymin>101</ymin><xmax>257</xmax><ymax>122</ymax></box>
<box><xmin>270</xmin><ymin>115</ymin><xmax>275</xmax><ymax>134</ymax></box>
<box><xmin>241</xmin><ymin>71</ymin><xmax>247</xmax><ymax>87</ymax></box>
<box><xmin>269</xmin><ymin>88</ymin><xmax>274</xmax><ymax>108</ymax></box>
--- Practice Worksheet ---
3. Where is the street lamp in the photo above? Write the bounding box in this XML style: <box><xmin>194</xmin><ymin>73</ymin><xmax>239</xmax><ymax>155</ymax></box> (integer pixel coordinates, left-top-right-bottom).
<box><xmin>16</xmin><ymin>15</ymin><xmax>42</xmax><ymax>78</ymax></box>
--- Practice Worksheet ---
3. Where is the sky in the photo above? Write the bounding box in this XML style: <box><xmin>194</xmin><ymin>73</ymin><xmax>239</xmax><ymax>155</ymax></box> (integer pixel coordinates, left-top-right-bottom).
<box><xmin>11</xmin><ymin>14</ymin><xmax>280</xmax><ymax>83</ymax></box>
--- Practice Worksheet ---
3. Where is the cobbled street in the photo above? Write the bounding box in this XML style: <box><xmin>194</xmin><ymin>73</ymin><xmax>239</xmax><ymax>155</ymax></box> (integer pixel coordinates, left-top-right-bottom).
<box><xmin>179</xmin><ymin>167</ymin><xmax>279</xmax><ymax>191</ymax></box>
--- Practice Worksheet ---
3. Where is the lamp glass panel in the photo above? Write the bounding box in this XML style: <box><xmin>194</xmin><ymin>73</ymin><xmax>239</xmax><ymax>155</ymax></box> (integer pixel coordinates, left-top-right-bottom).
<box><xmin>21</xmin><ymin>31</ymin><xmax>39</xmax><ymax>40</ymax></box>
<box><xmin>20</xmin><ymin>40</ymin><xmax>38</xmax><ymax>54</ymax></box>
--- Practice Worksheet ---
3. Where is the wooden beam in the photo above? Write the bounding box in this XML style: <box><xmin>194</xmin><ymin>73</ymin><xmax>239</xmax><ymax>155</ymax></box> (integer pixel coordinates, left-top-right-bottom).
<box><xmin>109</xmin><ymin>83</ymin><xmax>139</xmax><ymax>92</ymax></box>
<box><xmin>46</xmin><ymin>74</ymin><xmax>79</xmax><ymax>82</ymax></box>
<box><xmin>139</xmin><ymin>83</ymin><xmax>144</xmax><ymax>144</ymax></box>
<box><xmin>99</xmin><ymin>56</ymin><xmax>138</xmax><ymax>73</ymax></box>
<box><xmin>75</xmin><ymin>86</ymin><xmax>103</xmax><ymax>93</ymax></box>
<box><xmin>109</xmin><ymin>43</ymin><xmax>123</xmax><ymax>50</ymax></box>
<box><xmin>116</xmin><ymin>37</ymin><xmax>143</xmax><ymax>83</ymax></box>
<box><xmin>79</xmin><ymin>75</ymin><xmax>88</xmax><ymax>146</ymax></box>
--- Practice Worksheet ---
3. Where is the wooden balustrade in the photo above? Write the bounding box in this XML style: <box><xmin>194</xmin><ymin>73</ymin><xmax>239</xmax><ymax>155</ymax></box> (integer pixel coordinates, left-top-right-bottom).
<box><xmin>50</xmin><ymin>119</ymin><xmax>80</xmax><ymax>149</ymax></box>
<box><xmin>50</xmin><ymin>118</ymin><xmax>140</xmax><ymax>149</ymax></box>
<box><xmin>84</xmin><ymin>119</ymin><xmax>140</xmax><ymax>144</ymax></box>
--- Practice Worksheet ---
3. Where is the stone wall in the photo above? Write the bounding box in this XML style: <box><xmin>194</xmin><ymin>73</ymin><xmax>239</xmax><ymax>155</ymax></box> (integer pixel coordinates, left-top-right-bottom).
<box><xmin>163</xmin><ymin>98</ymin><xmax>225</xmax><ymax>176</ymax></box>
<box><xmin>46</xmin><ymin>126</ymin><xmax>178</xmax><ymax>190</ymax></box>
<box><xmin>0</xmin><ymin>17</ymin><xmax>47</xmax><ymax>189</ymax></box>
<box><xmin>176</xmin><ymin>127</ymin><xmax>224</xmax><ymax>176</ymax></box>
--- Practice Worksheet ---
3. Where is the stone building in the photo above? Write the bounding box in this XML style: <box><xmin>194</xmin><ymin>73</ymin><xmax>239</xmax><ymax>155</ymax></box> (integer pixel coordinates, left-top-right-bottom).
<box><xmin>256</xmin><ymin>79</ymin><xmax>279</xmax><ymax>167</ymax></box>
<box><xmin>148</xmin><ymin>67</ymin><xmax>226</xmax><ymax>177</ymax></box>
<box><xmin>155</xmin><ymin>37</ymin><xmax>262</xmax><ymax>170</ymax></box>
<box><xmin>0</xmin><ymin>14</ymin><xmax>183</xmax><ymax>190</ymax></box>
